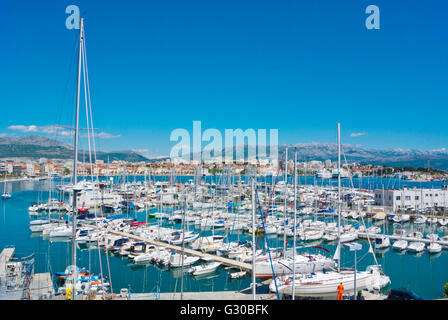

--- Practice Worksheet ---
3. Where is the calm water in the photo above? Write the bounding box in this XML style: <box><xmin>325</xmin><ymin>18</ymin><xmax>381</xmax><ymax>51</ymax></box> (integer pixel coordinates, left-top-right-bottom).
<box><xmin>0</xmin><ymin>176</ymin><xmax>447</xmax><ymax>299</ymax></box>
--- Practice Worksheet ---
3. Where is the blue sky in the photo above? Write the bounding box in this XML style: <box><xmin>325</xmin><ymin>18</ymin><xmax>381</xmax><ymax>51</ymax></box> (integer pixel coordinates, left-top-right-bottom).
<box><xmin>1</xmin><ymin>0</ymin><xmax>447</xmax><ymax>157</ymax></box>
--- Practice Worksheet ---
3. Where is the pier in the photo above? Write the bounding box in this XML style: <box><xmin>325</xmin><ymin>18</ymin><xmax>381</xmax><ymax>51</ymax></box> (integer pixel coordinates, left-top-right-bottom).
<box><xmin>102</xmin><ymin>228</ymin><xmax>253</xmax><ymax>272</ymax></box>
<box><xmin>359</xmin><ymin>232</ymin><xmax>448</xmax><ymax>245</ymax></box>
<box><xmin>0</xmin><ymin>247</ymin><xmax>15</xmax><ymax>276</ymax></box>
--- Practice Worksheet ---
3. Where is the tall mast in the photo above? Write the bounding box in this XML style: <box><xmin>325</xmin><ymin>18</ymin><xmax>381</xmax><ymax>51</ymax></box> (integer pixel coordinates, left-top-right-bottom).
<box><xmin>283</xmin><ymin>147</ymin><xmax>288</xmax><ymax>255</ymax></box>
<box><xmin>337</xmin><ymin>122</ymin><xmax>341</xmax><ymax>273</ymax></box>
<box><xmin>292</xmin><ymin>149</ymin><xmax>297</xmax><ymax>299</ymax></box>
<box><xmin>251</xmin><ymin>174</ymin><xmax>256</xmax><ymax>300</ymax></box>
<box><xmin>71</xmin><ymin>17</ymin><xmax>84</xmax><ymax>300</ymax></box>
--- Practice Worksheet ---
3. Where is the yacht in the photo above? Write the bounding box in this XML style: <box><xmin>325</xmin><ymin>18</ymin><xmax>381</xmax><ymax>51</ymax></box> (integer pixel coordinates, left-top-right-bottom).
<box><xmin>270</xmin><ymin>265</ymin><xmax>390</xmax><ymax>298</ymax></box>
<box><xmin>392</xmin><ymin>239</ymin><xmax>408</xmax><ymax>251</ymax></box>
<box><xmin>407</xmin><ymin>242</ymin><xmax>425</xmax><ymax>253</ymax></box>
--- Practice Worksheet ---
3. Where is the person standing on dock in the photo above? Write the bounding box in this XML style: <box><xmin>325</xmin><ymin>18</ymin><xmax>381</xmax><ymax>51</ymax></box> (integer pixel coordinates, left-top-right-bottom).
<box><xmin>337</xmin><ymin>283</ymin><xmax>344</xmax><ymax>300</ymax></box>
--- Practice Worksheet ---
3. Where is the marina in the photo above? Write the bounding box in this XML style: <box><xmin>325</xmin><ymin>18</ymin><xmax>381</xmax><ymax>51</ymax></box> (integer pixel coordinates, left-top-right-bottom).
<box><xmin>2</xmin><ymin>172</ymin><xmax>448</xmax><ymax>300</ymax></box>
<box><xmin>2</xmin><ymin>2</ymin><xmax>448</xmax><ymax>305</ymax></box>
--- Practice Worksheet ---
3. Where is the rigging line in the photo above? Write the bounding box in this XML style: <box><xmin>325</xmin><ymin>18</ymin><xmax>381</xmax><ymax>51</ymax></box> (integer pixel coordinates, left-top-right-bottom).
<box><xmin>255</xmin><ymin>153</ymin><xmax>285</xmax><ymax>251</ymax></box>
<box><xmin>341</xmin><ymin>143</ymin><xmax>380</xmax><ymax>268</ymax></box>
<box><xmin>54</xmin><ymin>35</ymin><xmax>78</xmax><ymax>143</ymax></box>
<box><xmin>83</xmin><ymin>34</ymin><xmax>113</xmax><ymax>295</ymax></box>
<box><xmin>255</xmin><ymin>188</ymin><xmax>280</xmax><ymax>300</ymax></box>
<box><xmin>81</xmin><ymin>34</ymin><xmax>107</xmax><ymax>297</ymax></box>
<box><xmin>82</xmin><ymin>35</ymin><xmax>98</xmax><ymax>164</ymax></box>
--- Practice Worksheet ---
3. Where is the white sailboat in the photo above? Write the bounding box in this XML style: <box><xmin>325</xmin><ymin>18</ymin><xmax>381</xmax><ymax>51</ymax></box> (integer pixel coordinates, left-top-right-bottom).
<box><xmin>269</xmin><ymin>123</ymin><xmax>390</xmax><ymax>298</ymax></box>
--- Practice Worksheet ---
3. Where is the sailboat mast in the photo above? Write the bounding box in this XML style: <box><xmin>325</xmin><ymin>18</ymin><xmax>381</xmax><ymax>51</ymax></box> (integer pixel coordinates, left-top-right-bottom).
<box><xmin>283</xmin><ymin>147</ymin><xmax>288</xmax><ymax>255</ymax></box>
<box><xmin>71</xmin><ymin>17</ymin><xmax>84</xmax><ymax>299</ymax></box>
<box><xmin>292</xmin><ymin>149</ymin><xmax>297</xmax><ymax>299</ymax></box>
<box><xmin>337</xmin><ymin>122</ymin><xmax>341</xmax><ymax>273</ymax></box>
<box><xmin>251</xmin><ymin>175</ymin><xmax>256</xmax><ymax>300</ymax></box>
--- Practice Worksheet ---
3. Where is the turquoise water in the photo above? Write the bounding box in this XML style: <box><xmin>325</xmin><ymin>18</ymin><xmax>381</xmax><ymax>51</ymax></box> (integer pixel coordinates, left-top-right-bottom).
<box><xmin>1</xmin><ymin>176</ymin><xmax>447</xmax><ymax>299</ymax></box>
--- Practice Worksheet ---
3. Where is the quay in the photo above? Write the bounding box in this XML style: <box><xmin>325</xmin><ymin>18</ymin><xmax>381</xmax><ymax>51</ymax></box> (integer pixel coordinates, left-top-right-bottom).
<box><xmin>0</xmin><ymin>247</ymin><xmax>15</xmax><ymax>275</ymax></box>
<box><xmin>29</xmin><ymin>272</ymin><xmax>54</xmax><ymax>300</ymax></box>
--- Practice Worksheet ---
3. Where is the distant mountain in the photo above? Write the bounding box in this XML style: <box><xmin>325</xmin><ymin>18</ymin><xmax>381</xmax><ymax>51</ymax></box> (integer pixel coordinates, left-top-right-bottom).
<box><xmin>188</xmin><ymin>143</ymin><xmax>448</xmax><ymax>170</ymax></box>
<box><xmin>0</xmin><ymin>135</ymin><xmax>149</xmax><ymax>162</ymax></box>
<box><xmin>279</xmin><ymin>143</ymin><xmax>448</xmax><ymax>169</ymax></box>
<box><xmin>2</xmin><ymin>135</ymin><xmax>448</xmax><ymax>169</ymax></box>
<box><xmin>0</xmin><ymin>135</ymin><xmax>73</xmax><ymax>149</ymax></box>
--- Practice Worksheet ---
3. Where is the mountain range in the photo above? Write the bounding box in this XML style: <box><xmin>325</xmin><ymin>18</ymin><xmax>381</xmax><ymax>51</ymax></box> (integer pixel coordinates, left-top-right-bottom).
<box><xmin>0</xmin><ymin>135</ymin><xmax>149</xmax><ymax>162</ymax></box>
<box><xmin>279</xmin><ymin>143</ymin><xmax>448</xmax><ymax>169</ymax></box>
<box><xmin>191</xmin><ymin>143</ymin><xmax>448</xmax><ymax>169</ymax></box>
<box><xmin>1</xmin><ymin>135</ymin><xmax>448</xmax><ymax>169</ymax></box>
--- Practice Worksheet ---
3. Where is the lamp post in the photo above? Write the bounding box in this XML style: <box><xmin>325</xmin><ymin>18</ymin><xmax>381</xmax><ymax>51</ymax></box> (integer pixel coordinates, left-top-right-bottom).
<box><xmin>344</xmin><ymin>242</ymin><xmax>362</xmax><ymax>299</ymax></box>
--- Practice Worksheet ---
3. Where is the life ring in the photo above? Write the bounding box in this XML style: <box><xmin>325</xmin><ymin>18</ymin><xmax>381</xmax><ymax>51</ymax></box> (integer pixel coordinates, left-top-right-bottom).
<box><xmin>285</xmin><ymin>278</ymin><xmax>292</xmax><ymax>285</ymax></box>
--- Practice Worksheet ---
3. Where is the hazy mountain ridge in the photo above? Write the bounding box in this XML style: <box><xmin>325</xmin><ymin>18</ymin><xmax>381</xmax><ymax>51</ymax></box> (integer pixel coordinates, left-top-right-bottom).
<box><xmin>0</xmin><ymin>136</ymin><xmax>149</xmax><ymax>162</ymax></box>
<box><xmin>1</xmin><ymin>136</ymin><xmax>448</xmax><ymax>168</ymax></box>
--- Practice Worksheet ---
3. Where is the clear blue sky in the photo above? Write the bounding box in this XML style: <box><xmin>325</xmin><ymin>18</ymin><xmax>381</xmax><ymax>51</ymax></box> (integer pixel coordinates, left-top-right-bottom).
<box><xmin>1</xmin><ymin>0</ymin><xmax>447</xmax><ymax>156</ymax></box>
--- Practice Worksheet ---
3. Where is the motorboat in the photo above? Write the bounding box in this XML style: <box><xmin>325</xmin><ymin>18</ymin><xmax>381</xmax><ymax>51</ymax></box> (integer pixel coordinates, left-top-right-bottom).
<box><xmin>374</xmin><ymin>235</ymin><xmax>391</xmax><ymax>249</ymax></box>
<box><xmin>427</xmin><ymin>242</ymin><xmax>442</xmax><ymax>254</ymax></box>
<box><xmin>300</xmin><ymin>229</ymin><xmax>324</xmax><ymax>241</ymax></box>
<box><xmin>407</xmin><ymin>241</ymin><xmax>425</xmax><ymax>253</ymax></box>
<box><xmin>169</xmin><ymin>252</ymin><xmax>200</xmax><ymax>267</ymax></box>
<box><xmin>189</xmin><ymin>261</ymin><xmax>221</xmax><ymax>276</ymax></box>
<box><xmin>49</xmin><ymin>225</ymin><xmax>73</xmax><ymax>238</ymax></box>
<box><xmin>392</xmin><ymin>239</ymin><xmax>408</xmax><ymax>251</ymax></box>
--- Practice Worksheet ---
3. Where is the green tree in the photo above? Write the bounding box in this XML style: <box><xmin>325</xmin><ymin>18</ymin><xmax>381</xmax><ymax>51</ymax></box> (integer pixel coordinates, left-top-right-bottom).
<box><xmin>443</xmin><ymin>283</ymin><xmax>448</xmax><ymax>298</ymax></box>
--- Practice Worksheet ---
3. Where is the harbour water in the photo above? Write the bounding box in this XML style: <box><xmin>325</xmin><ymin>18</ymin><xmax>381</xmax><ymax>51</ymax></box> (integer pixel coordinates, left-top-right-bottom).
<box><xmin>1</xmin><ymin>176</ymin><xmax>447</xmax><ymax>299</ymax></box>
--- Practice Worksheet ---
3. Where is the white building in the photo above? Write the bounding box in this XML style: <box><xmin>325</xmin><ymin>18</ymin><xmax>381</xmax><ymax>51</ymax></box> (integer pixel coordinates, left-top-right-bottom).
<box><xmin>374</xmin><ymin>186</ymin><xmax>448</xmax><ymax>211</ymax></box>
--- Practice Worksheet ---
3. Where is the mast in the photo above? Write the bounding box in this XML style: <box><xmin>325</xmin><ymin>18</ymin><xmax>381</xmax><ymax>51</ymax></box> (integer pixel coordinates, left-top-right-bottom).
<box><xmin>337</xmin><ymin>122</ymin><xmax>341</xmax><ymax>273</ymax></box>
<box><xmin>71</xmin><ymin>17</ymin><xmax>84</xmax><ymax>300</ymax></box>
<box><xmin>292</xmin><ymin>149</ymin><xmax>297</xmax><ymax>299</ymax></box>
<box><xmin>283</xmin><ymin>147</ymin><xmax>288</xmax><ymax>255</ymax></box>
<box><xmin>251</xmin><ymin>174</ymin><xmax>256</xmax><ymax>300</ymax></box>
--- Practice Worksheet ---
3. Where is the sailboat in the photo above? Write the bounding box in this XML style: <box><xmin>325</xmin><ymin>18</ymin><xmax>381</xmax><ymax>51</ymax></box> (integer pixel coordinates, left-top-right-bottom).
<box><xmin>54</xmin><ymin>17</ymin><xmax>111</xmax><ymax>299</ymax></box>
<box><xmin>269</xmin><ymin>123</ymin><xmax>390</xmax><ymax>299</ymax></box>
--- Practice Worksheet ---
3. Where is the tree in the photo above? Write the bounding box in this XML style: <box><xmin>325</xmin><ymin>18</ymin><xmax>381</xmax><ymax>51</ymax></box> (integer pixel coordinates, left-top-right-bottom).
<box><xmin>443</xmin><ymin>283</ymin><xmax>448</xmax><ymax>298</ymax></box>
<box><xmin>64</xmin><ymin>168</ymin><xmax>71</xmax><ymax>175</ymax></box>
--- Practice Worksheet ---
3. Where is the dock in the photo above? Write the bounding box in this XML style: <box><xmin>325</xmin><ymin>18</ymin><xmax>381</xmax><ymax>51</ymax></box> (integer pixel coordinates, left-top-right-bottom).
<box><xmin>358</xmin><ymin>232</ymin><xmax>448</xmax><ymax>245</ymax></box>
<box><xmin>104</xmin><ymin>228</ymin><xmax>253</xmax><ymax>272</ymax></box>
<box><xmin>0</xmin><ymin>247</ymin><xmax>15</xmax><ymax>276</ymax></box>
<box><xmin>29</xmin><ymin>272</ymin><xmax>55</xmax><ymax>300</ymax></box>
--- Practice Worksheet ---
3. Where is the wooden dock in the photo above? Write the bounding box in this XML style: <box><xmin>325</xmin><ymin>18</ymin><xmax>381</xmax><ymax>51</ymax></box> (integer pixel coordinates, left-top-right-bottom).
<box><xmin>103</xmin><ymin>228</ymin><xmax>253</xmax><ymax>272</ymax></box>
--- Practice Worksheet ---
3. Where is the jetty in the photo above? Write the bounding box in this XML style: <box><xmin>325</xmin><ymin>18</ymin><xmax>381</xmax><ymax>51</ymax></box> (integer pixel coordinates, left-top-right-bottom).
<box><xmin>359</xmin><ymin>232</ymin><xmax>448</xmax><ymax>245</ymax></box>
<box><xmin>103</xmin><ymin>228</ymin><xmax>253</xmax><ymax>272</ymax></box>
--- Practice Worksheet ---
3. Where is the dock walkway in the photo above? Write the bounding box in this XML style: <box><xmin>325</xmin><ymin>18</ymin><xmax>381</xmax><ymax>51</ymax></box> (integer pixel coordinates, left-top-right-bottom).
<box><xmin>103</xmin><ymin>228</ymin><xmax>253</xmax><ymax>272</ymax></box>
<box><xmin>359</xmin><ymin>232</ymin><xmax>448</xmax><ymax>245</ymax></box>
<box><xmin>0</xmin><ymin>248</ymin><xmax>15</xmax><ymax>276</ymax></box>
